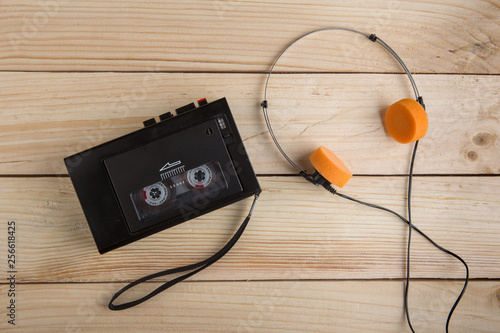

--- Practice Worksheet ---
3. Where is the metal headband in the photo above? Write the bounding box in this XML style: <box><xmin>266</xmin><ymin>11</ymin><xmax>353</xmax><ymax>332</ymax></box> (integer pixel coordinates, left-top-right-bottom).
<box><xmin>261</xmin><ymin>27</ymin><xmax>424</xmax><ymax>174</ymax></box>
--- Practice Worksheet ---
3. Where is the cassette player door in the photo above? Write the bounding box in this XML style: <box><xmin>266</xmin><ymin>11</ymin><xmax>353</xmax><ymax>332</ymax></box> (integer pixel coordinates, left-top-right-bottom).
<box><xmin>103</xmin><ymin>118</ymin><xmax>243</xmax><ymax>234</ymax></box>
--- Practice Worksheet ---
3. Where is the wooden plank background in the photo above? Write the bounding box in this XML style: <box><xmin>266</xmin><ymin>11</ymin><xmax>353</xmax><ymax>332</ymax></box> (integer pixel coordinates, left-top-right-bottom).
<box><xmin>1</xmin><ymin>0</ymin><xmax>499</xmax><ymax>331</ymax></box>
<box><xmin>1</xmin><ymin>0</ymin><xmax>499</xmax><ymax>73</ymax></box>
<box><xmin>0</xmin><ymin>73</ymin><xmax>498</xmax><ymax>176</ymax></box>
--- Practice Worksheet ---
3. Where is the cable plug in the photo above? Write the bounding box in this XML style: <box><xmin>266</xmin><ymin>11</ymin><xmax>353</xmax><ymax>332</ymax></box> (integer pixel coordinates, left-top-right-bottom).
<box><xmin>300</xmin><ymin>170</ymin><xmax>337</xmax><ymax>195</ymax></box>
<box><xmin>299</xmin><ymin>170</ymin><xmax>318</xmax><ymax>185</ymax></box>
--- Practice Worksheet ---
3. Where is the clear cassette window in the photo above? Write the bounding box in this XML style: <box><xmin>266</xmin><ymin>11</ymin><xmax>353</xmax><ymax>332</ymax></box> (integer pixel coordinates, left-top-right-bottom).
<box><xmin>130</xmin><ymin>161</ymin><xmax>228</xmax><ymax>222</ymax></box>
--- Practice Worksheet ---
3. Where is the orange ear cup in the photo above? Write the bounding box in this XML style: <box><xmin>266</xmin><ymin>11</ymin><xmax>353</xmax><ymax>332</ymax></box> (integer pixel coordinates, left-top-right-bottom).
<box><xmin>309</xmin><ymin>146</ymin><xmax>352</xmax><ymax>188</ymax></box>
<box><xmin>385</xmin><ymin>98</ymin><xmax>428</xmax><ymax>144</ymax></box>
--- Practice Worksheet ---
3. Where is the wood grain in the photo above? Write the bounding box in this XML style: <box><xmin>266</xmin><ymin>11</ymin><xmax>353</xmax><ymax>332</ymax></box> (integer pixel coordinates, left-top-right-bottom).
<box><xmin>0</xmin><ymin>73</ymin><xmax>498</xmax><ymax>175</ymax></box>
<box><xmin>1</xmin><ymin>1</ymin><xmax>499</xmax><ymax>329</ymax></box>
<box><xmin>0</xmin><ymin>280</ymin><xmax>498</xmax><ymax>332</ymax></box>
<box><xmin>1</xmin><ymin>0</ymin><xmax>499</xmax><ymax>73</ymax></box>
<box><xmin>0</xmin><ymin>176</ymin><xmax>497</xmax><ymax>283</ymax></box>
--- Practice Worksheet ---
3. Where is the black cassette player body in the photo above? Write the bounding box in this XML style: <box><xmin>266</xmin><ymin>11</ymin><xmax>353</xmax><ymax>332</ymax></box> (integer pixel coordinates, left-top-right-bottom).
<box><xmin>65</xmin><ymin>98</ymin><xmax>260</xmax><ymax>254</ymax></box>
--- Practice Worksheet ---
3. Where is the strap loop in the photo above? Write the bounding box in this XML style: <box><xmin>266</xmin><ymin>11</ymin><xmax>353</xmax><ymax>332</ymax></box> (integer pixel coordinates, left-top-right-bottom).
<box><xmin>109</xmin><ymin>194</ymin><xmax>260</xmax><ymax>310</ymax></box>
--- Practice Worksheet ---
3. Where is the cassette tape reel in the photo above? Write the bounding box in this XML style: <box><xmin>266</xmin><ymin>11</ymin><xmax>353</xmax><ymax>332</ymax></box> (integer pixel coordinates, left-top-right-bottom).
<box><xmin>130</xmin><ymin>180</ymin><xmax>176</xmax><ymax>218</ymax></box>
<box><xmin>185</xmin><ymin>164</ymin><xmax>216</xmax><ymax>190</ymax></box>
<box><xmin>143</xmin><ymin>182</ymin><xmax>173</xmax><ymax>206</ymax></box>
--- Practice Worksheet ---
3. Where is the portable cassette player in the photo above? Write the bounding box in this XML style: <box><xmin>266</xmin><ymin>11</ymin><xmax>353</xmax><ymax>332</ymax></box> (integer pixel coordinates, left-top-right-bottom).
<box><xmin>65</xmin><ymin>98</ymin><xmax>261</xmax><ymax>254</ymax></box>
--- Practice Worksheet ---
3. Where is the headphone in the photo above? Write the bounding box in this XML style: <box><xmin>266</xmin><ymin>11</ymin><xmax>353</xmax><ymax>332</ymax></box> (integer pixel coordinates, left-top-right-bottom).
<box><xmin>261</xmin><ymin>28</ymin><xmax>467</xmax><ymax>333</ymax></box>
<box><xmin>261</xmin><ymin>27</ymin><xmax>428</xmax><ymax>188</ymax></box>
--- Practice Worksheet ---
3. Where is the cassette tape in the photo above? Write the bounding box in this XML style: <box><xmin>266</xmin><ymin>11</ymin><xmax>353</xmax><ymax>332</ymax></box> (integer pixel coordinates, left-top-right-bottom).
<box><xmin>65</xmin><ymin>98</ymin><xmax>261</xmax><ymax>254</ymax></box>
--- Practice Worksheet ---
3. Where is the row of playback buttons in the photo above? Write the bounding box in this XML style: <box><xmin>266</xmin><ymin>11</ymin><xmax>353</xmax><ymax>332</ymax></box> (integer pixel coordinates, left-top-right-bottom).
<box><xmin>143</xmin><ymin>98</ymin><xmax>208</xmax><ymax>127</ymax></box>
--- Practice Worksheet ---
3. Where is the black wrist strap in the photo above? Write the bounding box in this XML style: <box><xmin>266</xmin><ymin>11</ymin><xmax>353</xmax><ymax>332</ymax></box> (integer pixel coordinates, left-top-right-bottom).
<box><xmin>109</xmin><ymin>194</ymin><xmax>260</xmax><ymax>310</ymax></box>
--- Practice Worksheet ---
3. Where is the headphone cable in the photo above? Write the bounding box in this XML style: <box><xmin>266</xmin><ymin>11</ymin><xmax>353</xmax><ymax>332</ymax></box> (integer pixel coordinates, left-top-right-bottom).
<box><xmin>405</xmin><ymin>139</ymin><xmax>418</xmax><ymax>332</ymax></box>
<box><xmin>321</xmin><ymin>141</ymin><xmax>469</xmax><ymax>332</ymax></box>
